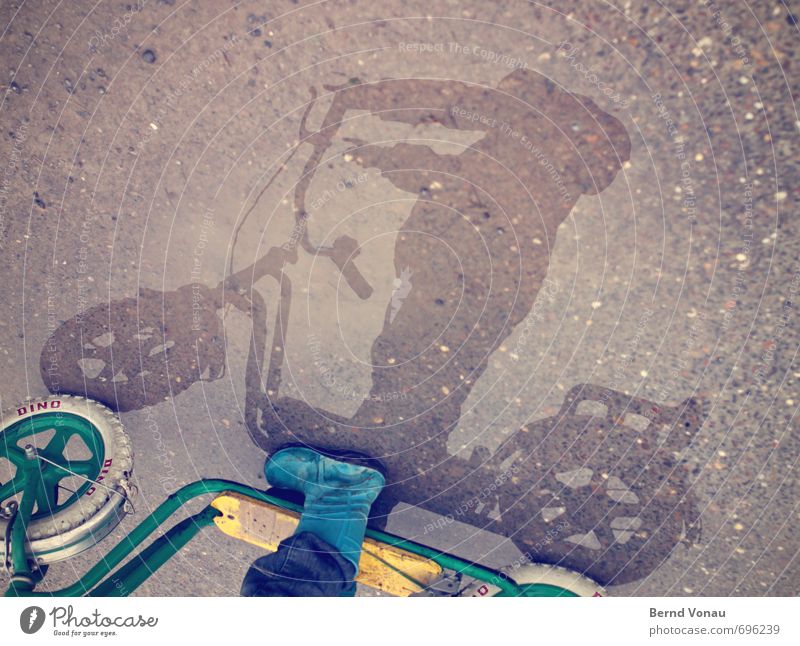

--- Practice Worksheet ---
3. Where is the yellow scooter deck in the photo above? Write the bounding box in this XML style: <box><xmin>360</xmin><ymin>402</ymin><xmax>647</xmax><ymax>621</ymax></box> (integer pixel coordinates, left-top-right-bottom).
<box><xmin>211</xmin><ymin>492</ymin><xmax>443</xmax><ymax>596</ymax></box>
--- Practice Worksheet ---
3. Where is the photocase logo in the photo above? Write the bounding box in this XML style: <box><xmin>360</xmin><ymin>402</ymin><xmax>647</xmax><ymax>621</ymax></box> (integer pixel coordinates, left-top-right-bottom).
<box><xmin>20</xmin><ymin>606</ymin><xmax>45</xmax><ymax>634</ymax></box>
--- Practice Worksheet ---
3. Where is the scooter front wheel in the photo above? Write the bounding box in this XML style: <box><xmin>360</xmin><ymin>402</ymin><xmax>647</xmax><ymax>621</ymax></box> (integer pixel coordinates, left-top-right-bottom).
<box><xmin>0</xmin><ymin>395</ymin><xmax>134</xmax><ymax>565</ymax></box>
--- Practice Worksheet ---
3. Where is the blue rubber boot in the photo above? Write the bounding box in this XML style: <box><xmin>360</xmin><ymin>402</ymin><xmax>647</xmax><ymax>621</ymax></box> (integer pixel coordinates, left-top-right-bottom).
<box><xmin>265</xmin><ymin>447</ymin><xmax>385</xmax><ymax>575</ymax></box>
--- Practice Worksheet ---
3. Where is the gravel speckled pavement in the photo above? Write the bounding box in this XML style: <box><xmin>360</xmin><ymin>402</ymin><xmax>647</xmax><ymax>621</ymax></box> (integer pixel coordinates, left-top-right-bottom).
<box><xmin>1</xmin><ymin>0</ymin><xmax>798</xmax><ymax>596</ymax></box>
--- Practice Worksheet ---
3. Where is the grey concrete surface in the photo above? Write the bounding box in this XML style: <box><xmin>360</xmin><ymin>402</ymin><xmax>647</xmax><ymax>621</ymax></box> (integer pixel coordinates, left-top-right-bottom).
<box><xmin>0</xmin><ymin>0</ymin><xmax>798</xmax><ymax>596</ymax></box>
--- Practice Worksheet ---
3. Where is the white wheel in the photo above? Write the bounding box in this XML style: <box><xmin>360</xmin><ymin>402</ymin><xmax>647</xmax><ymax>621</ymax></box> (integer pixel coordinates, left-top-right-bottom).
<box><xmin>503</xmin><ymin>563</ymin><xmax>607</xmax><ymax>596</ymax></box>
<box><xmin>461</xmin><ymin>562</ymin><xmax>606</xmax><ymax>597</ymax></box>
<box><xmin>0</xmin><ymin>395</ymin><xmax>134</xmax><ymax>564</ymax></box>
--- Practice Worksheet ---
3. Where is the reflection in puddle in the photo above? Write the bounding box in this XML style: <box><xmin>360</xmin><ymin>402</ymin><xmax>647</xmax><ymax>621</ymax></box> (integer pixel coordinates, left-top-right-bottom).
<box><xmin>40</xmin><ymin>71</ymin><xmax>703</xmax><ymax>586</ymax></box>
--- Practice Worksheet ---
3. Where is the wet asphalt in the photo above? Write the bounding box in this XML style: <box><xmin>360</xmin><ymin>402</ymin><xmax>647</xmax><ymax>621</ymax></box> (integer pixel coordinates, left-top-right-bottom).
<box><xmin>0</xmin><ymin>0</ymin><xmax>798</xmax><ymax>596</ymax></box>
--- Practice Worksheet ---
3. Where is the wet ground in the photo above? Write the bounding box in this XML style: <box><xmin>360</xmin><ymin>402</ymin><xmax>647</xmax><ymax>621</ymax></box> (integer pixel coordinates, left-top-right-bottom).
<box><xmin>1</xmin><ymin>0</ymin><xmax>798</xmax><ymax>595</ymax></box>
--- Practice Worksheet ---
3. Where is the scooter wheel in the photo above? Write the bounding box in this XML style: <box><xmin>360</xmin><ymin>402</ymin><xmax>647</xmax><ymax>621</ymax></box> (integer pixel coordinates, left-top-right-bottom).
<box><xmin>0</xmin><ymin>395</ymin><xmax>134</xmax><ymax>565</ymax></box>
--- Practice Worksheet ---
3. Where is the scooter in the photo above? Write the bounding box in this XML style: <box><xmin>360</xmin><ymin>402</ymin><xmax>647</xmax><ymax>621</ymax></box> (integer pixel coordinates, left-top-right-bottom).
<box><xmin>1</xmin><ymin>395</ymin><xmax>604</xmax><ymax>597</ymax></box>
